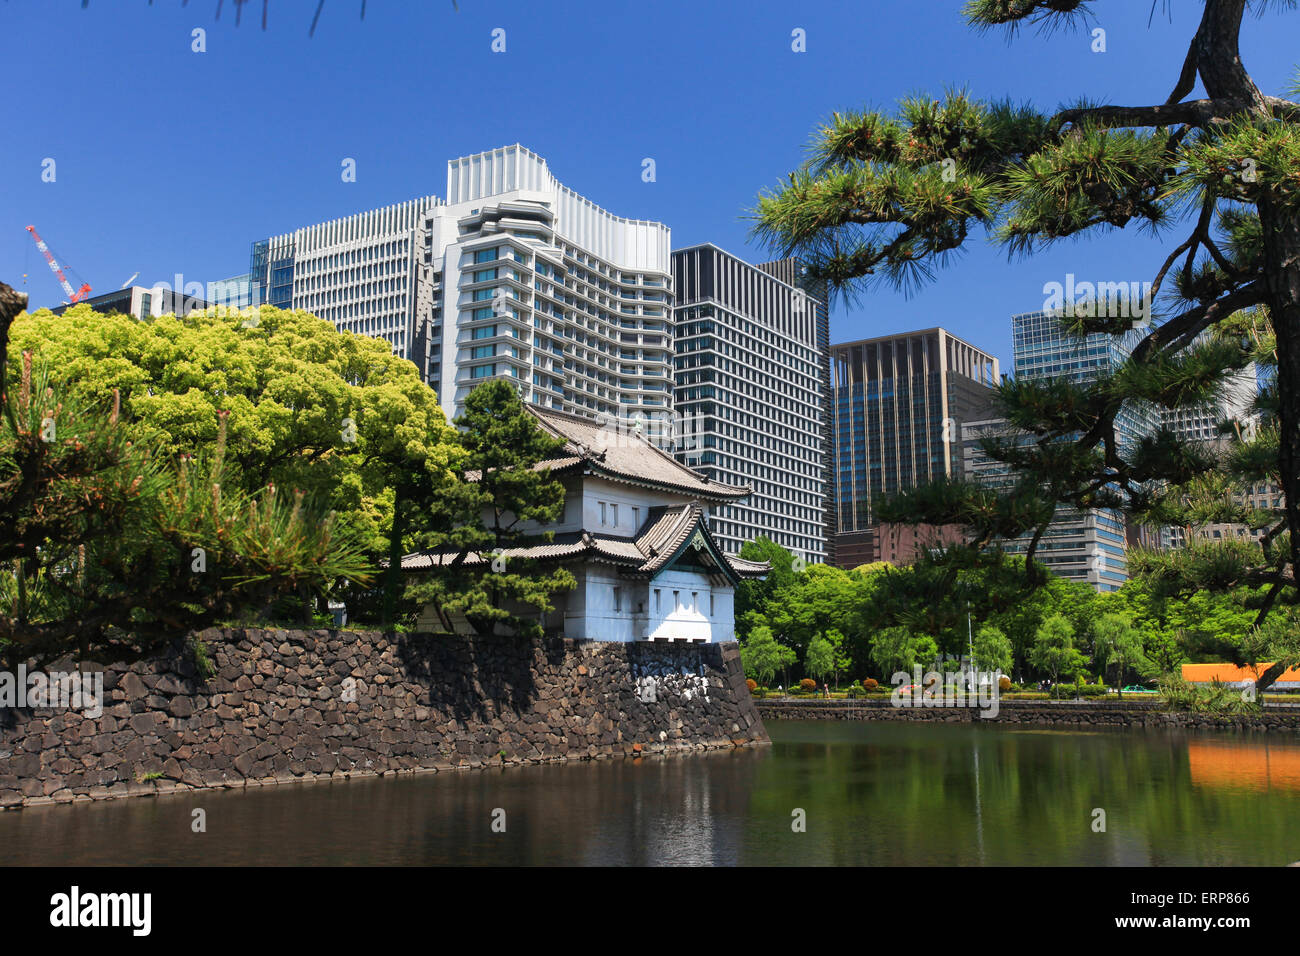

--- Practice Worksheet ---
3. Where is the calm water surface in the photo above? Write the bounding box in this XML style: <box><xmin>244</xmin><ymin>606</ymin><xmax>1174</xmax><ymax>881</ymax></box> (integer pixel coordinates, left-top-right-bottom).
<box><xmin>4</xmin><ymin>720</ymin><xmax>1299</xmax><ymax>866</ymax></box>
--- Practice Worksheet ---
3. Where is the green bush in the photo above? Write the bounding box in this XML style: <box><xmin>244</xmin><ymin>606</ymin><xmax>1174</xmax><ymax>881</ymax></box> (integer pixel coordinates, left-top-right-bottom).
<box><xmin>1049</xmin><ymin>682</ymin><xmax>1110</xmax><ymax>699</ymax></box>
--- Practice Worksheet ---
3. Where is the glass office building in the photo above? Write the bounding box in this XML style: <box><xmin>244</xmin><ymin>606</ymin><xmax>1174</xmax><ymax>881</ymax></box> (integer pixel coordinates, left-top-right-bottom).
<box><xmin>829</xmin><ymin>328</ymin><xmax>1000</xmax><ymax>559</ymax></box>
<box><xmin>671</xmin><ymin>245</ymin><xmax>829</xmax><ymax>563</ymax></box>
<box><xmin>967</xmin><ymin>310</ymin><xmax>1158</xmax><ymax>591</ymax></box>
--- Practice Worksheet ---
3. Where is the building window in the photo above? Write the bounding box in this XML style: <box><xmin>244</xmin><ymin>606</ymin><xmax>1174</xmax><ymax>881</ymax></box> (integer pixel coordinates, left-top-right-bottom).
<box><xmin>632</xmin><ymin>506</ymin><xmax>641</xmax><ymax>528</ymax></box>
<box><xmin>613</xmin><ymin>587</ymin><xmax>622</xmax><ymax>612</ymax></box>
<box><xmin>709</xmin><ymin>593</ymin><xmax>715</xmax><ymax>616</ymax></box>
<box><xmin>611</xmin><ymin>503</ymin><xmax>618</xmax><ymax>526</ymax></box>
<box><xmin>673</xmin><ymin>590</ymin><xmax>680</xmax><ymax>611</ymax></box>
<box><xmin>599</xmin><ymin>501</ymin><xmax>607</xmax><ymax>525</ymax></box>
<box><xmin>691</xmin><ymin>592</ymin><xmax>698</xmax><ymax>612</ymax></box>
<box><xmin>654</xmin><ymin>589</ymin><xmax>661</xmax><ymax>614</ymax></box>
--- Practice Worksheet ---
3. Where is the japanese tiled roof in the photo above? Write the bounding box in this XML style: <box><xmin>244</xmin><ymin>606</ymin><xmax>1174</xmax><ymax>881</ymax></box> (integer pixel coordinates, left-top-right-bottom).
<box><xmin>466</xmin><ymin>404</ymin><xmax>752</xmax><ymax>502</ymax></box>
<box><xmin>400</xmin><ymin>502</ymin><xmax>769</xmax><ymax>580</ymax></box>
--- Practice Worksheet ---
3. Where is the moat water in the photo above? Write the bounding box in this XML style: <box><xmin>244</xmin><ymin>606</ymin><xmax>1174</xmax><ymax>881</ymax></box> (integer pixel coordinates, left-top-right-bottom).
<box><xmin>4</xmin><ymin>720</ymin><xmax>1299</xmax><ymax>865</ymax></box>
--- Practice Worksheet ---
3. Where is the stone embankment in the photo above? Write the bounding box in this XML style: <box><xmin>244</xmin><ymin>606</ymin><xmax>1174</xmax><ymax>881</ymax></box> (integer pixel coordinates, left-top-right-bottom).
<box><xmin>0</xmin><ymin>628</ymin><xmax>767</xmax><ymax>810</ymax></box>
<box><xmin>756</xmin><ymin>697</ymin><xmax>1300</xmax><ymax>732</ymax></box>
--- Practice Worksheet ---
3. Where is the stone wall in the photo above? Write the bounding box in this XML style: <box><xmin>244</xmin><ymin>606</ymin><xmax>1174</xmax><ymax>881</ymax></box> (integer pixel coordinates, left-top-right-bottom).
<box><xmin>756</xmin><ymin>698</ymin><xmax>1300</xmax><ymax>732</ymax></box>
<box><xmin>0</xmin><ymin>628</ymin><xmax>767</xmax><ymax>810</ymax></box>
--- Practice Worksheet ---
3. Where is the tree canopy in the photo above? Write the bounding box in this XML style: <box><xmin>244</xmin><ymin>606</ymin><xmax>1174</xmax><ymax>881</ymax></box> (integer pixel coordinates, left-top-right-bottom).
<box><xmin>755</xmin><ymin>0</ymin><xmax>1300</xmax><ymax>629</ymax></box>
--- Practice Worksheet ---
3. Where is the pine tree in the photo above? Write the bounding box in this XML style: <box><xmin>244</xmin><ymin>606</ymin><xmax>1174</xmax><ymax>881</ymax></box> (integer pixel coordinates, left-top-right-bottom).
<box><xmin>755</xmin><ymin>1</ymin><xmax>1300</xmax><ymax>661</ymax></box>
<box><xmin>405</xmin><ymin>380</ymin><xmax>576</xmax><ymax>638</ymax></box>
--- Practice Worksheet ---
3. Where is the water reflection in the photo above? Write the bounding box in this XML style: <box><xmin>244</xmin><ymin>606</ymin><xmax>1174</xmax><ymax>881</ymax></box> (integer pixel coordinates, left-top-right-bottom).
<box><xmin>1188</xmin><ymin>738</ymin><xmax>1300</xmax><ymax>793</ymax></box>
<box><xmin>2</xmin><ymin>722</ymin><xmax>1298</xmax><ymax>866</ymax></box>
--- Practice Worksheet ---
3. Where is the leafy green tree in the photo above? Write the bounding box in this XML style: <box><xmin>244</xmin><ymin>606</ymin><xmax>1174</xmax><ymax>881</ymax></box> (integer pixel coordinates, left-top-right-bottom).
<box><xmin>11</xmin><ymin>303</ymin><xmax>464</xmax><ymax>570</ymax></box>
<box><xmin>1092</xmin><ymin>611</ymin><xmax>1152</xmax><ymax>697</ymax></box>
<box><xmin>1030</xmin><ymin>613</ymin><xmax>1087</xmax><ymax>687</ymax></box>
<box><xmin>805</xmin><ymin>634</ymin><xmax>835</xmax><ymax>688</ymax></box>
<box><xmin>0</xmin><ymin>283</ymin><xmax>371</xmax><ymax>666</ymax></box>
<box><xmin>405</xmin><ymin>380</ymin><xmax>575</xmax><ymax>638</ymax></box>
<box><xmin>826</xmin><ymin>627</ymin><xmax>852</xmax><ymax>689</ymax></box>
<box><xmin>740</xmin><ymin>624</ymin><xmax>796</xmax><ymax>687</ymax></box>
<box><xmin>971</xmin><ymin>623</ymin><xmax>1013</xmax><ymax>675</ymax></box>
<box><xmin>758</xmin><ymin>563</ymin><xmax>869</xmax><ymax>664</ymax></box>
<box><xmin>755</xmin><ymin>1</ymin><xmax>1300</xmax><ymax>626</ymax></box>
<box><xmin>735</xmin><ymin>537</ymin><xmax>803</xmax><ymax>640</ymax></box>
<box><xmin>870</xmin><ymin>625</ymin><xmax>939</xmax><ymax>680</ymax></box>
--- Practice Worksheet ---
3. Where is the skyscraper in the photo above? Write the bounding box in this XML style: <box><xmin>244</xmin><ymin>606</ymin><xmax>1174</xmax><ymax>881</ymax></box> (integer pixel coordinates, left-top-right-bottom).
<box><xmin>963</xmin><ymin>309</ymin><xmax>1154</xmax><ymax>591</ymax></box>
<box><xmin>671</xmin><ymin>244</ymin><xmax>829</xmax><ymax>562</ymax></box>
<box><xmin>829</xmin><ymin>328</ymin><xmax>999</xmax><ymax>566</ymax></box>
<box><xmin>249</xmin><ymin>145</ymin><xmax>673</xmax><ymax>421</ymax></box>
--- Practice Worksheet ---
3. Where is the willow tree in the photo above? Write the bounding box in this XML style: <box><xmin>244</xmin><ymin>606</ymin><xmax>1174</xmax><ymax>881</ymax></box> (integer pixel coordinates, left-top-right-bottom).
<box><xmin>755</xmin><ymin>1</ymin><xmax>1300</xmax><ymax>653</ymax></box>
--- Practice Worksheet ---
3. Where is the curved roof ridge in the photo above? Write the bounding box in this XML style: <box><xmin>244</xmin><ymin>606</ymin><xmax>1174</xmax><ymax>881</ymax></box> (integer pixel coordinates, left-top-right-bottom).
<box><xmin>524</xmin><ymin>404</ymin><xmax>752</xmax><ymax>501</ymax></box>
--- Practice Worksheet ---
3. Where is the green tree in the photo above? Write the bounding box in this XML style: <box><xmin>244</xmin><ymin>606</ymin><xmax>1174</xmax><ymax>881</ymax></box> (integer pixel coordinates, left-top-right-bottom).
<box><xmin>1092</xmin><ymin>611</ymin><xmax>1152</xmax><ymax>698</ymax></box>
<box><xmin>755</xmin><ymin>1</ymin><xmax>1300</xmax><ymax>627</ymax></box>
<box><xmin>971</xmin><ymin>623</ymin><xmax>1013</xmax><ymax>675</ymax></box>
<box><xmin>870</xmin><ymin>625</ymin><xmax>939</xmax><ymax>680</ymax></box>
<box><xmin>1030</xmin><ymin>613</ymin><xmax>1087</xmax><ymax>688</ymax></box>
<box><xmin>805</xmin><ymin>634</ymin><xmax>835</xmax><ymax>688</ymax></box>
<box><xmin>10</xmin><ymin>302</ymin><xmax>463</xmax><ymax>625</ymax></box>
<box><xmin>758</xmin><ymin>563</ymin><xmax>868</xmax><ymax>665</ymax></box>
<box><xmin>405</xmin><ymin>380</ymin><xmax>575</xmax><ymax>638</ymax></box>
<box><xmin>0</xmin><ymin>284</ymin><xmax>372</xmax><ymax>666</ymax></box>
<box><xmin>735</xmin><ymin>537</ymin><xmax>802</xmax><ymax>640</ymax></box>
<box><xmin>740</xmin><ymin>624</ymin><xmax>796</xmax><ymax>688</ymax></box>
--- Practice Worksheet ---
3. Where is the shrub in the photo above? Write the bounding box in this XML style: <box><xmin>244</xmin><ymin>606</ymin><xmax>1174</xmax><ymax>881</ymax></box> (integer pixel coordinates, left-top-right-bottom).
<box><xmin>799</xmin><ymin>678</ymin><xmax>817</xmax><ymax>692</ymax></box>
<box><xmin>861</xmin><ymin>678</ymin><xmax>879</xmax><ymax>691</ymax></box>
<box><xmin>998</xmin><ymin>676</ymin><xmax>1012</xmax><ymax>693</ymax></box>
<box><xmin>746</xmin><ymin>678</ymin><xmax>757</xmax><ymax>692</ymax></box>
<box><xmin>1049</xmin><ymin>682</ymin><xmax>1110</xmax><ymax>699</ymax></box>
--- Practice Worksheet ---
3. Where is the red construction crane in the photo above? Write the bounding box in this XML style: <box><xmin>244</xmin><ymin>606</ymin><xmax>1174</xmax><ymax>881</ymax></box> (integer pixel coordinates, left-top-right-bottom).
<box><xmin>25</xmin><ymin>224</ymin><xmax>92</xmax><ymax>304</ymax></box>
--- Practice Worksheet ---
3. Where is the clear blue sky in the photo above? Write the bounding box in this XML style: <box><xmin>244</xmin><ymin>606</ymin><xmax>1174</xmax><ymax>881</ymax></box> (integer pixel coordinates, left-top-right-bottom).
<box><xmin>2</xmin><ymin>0</ymin><xmax>1296</xmax><ymax>369</ymax></box>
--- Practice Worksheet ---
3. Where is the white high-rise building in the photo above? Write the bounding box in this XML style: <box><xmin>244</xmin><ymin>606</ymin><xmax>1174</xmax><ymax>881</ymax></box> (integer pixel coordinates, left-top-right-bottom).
<box><xmin>250</xmin><ymin>145</ymin><xmax>673</xmax><ymax>421</ymax></box>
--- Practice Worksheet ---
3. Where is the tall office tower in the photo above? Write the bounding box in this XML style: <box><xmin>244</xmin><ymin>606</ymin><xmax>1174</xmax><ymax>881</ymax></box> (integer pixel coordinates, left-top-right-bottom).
<box><xmin>248</xmin><ymin>146</ymin><xmax>673</xmax><ymax>420</ymax></box>
<box><xmin>1012</xmin><ymin>309</ymin><xmax>1154</xmax><ymax>450</ymax></box>
<box><xmin>977</xmin><ymin>309</ymin><xmax>1158</xmax><ymax>591</ymax></box>
<box><xmin>829</xmin><ymin>328</ymin><xmax>999</xmax><ymax>567</ymax></box>
<box><xmin>756</xmin><ymin>257</ymin><xmax>835</xmax><ymax>563</ymax></box>
<box><xmin>1161</xmin><ymin>332</ymin><xmax>1257</xmax><ymax>443</ymax></box>
<box><xmin>1158</xmin><ymin>332</ymin><xmax>1268</xmax><ymax>548</ymax></box>
<box><xmin>250</xmin><ymin>195</ymin><xmax>443</xmax><ymax>376</ymax></box>
<box><xmin>961</xmin><ymin>416</ymin><xmax>1131</xmax><ymax>591</ymax></box>
<box><xmin>671</xmin><ymin>244</ymin><xmax>829</xmax><ymax>563</ymax></box>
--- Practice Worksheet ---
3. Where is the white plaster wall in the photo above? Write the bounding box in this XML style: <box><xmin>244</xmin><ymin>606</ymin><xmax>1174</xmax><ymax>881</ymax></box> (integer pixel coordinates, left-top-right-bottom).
<box><xmin>564</xmin><ymin>567</ymin><xmax>649</xmax><ymax>642</ymax></box>
<box><xmin>646</xmin><ymin>568</ymin><xmax>719</xmax><ymax>643</ymax></box>
<box><xmin>581</xmin><ymin>479</ymin><xmax>692</xmax><ymax>535</ymax></box>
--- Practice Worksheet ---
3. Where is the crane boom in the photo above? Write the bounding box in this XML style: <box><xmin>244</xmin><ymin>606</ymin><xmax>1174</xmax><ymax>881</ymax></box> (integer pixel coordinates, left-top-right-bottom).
<box><xmin>25</xmin><ymin>225</ymin><xmax>91</xmax><ymax>303</ymax></box>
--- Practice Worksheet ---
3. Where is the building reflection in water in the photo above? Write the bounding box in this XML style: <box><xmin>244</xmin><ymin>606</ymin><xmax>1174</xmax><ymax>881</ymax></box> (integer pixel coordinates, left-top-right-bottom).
<box><xmin>1187</xmin><ymin>738</ymin><xmax>1300</xmax><ymax>793</ymax></box>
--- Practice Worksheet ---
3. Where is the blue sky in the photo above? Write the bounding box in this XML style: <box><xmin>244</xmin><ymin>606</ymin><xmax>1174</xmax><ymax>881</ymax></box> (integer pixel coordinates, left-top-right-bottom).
<box><xmin>2</xmin><ymin>0</ymin><xmax>1297</xmax><ymax>369</ymax></box>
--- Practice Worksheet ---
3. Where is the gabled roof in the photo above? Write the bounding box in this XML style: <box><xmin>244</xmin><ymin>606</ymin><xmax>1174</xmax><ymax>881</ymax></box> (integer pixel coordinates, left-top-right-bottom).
<box><xmin>400</xmin><ymin>502</ymin><xmax>769</xmax><ymax>583</ymax></box>
<box><xmin>522</xmin><ymin>405</ymin><xmax>752</xmax><ymax>502</ymax></box>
